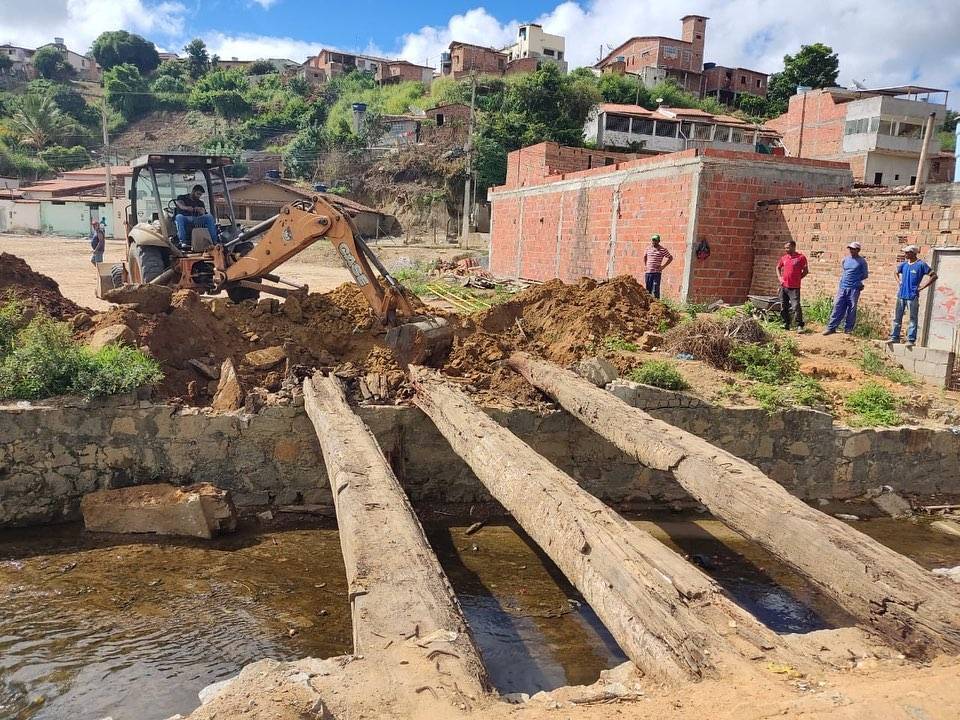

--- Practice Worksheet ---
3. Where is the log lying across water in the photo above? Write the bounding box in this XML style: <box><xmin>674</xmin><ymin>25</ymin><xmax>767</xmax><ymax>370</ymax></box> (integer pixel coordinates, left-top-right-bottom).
<box><xmin>508</xmin><ymin>352</ymin><xmax>960</xmax><ymax>660</ymax></box>
<box><xmin>411</xmin><ymin>366</ymin><xmax>794</xmax><ymax>685</ymax></box>
<box><xmin>303</xmin><ymin>374</ymin><xmax>488</xmax><ymax>699</ymax></box>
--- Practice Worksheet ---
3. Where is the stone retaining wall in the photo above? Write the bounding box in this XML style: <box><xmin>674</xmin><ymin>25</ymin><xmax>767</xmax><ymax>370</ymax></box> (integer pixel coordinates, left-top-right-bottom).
<box><xmin>1</xmin><ymin>389</ymin><xmax>958</xmax><ymax>528</ymax></box>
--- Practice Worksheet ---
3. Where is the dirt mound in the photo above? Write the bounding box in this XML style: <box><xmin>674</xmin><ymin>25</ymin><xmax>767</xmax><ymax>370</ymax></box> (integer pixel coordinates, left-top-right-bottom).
<box><xmin>0</xmin><ymin>252</ymin><xmax>87</xmax><ymax>319</ymax></box>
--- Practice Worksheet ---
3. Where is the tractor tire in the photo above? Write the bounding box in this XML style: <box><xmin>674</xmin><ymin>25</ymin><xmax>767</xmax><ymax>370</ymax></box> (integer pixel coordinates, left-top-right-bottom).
<box><xmin>128</xmin><ymin>243</ymin><xmax>166</xmax><ymax>284</ymax></box>
<box><xmin>110</xmin><ymin>263</ymin><xmax>125</xmax><ymax>288</ymax></box>
<box><xmin>226</xmin><ymin>285</ymin><xmax>260</xmax><ymax>303</ymax></box>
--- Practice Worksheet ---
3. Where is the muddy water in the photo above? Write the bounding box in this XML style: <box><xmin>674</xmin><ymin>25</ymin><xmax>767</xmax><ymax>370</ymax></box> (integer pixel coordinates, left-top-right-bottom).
<box><xmin>1</xmin><ymin>517</ymin><xmax>958</xmax><ymax>719</ymax></box>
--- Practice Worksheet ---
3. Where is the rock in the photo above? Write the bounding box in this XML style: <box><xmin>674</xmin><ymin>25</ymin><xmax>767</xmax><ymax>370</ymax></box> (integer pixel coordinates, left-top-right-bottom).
<box><xmin>87</xmin><ymin>324</ymin><xmax>136</xmax><ymax>352</ymax></box>
<box><xmin>932</xmin><ymin>566</ymin><xmax>960</xmax><ymax>583</ymax></box>
<box><xmin>574</xmin><ymin>356</ymin><xmax>618</xmax><ymax>387</ymax></box>
<box><xmin>70</xmin><ymin>312</ymin><xmax>92</xmax><ymax>331</ymax></box>
<box><xmin>257</xmin><ymin>510</ymin><xmax>274</xmax><ymax>522</ymax></box>
<box><xmin>931</xmin><ymin>520</ymin><xmax>960</xmax><ymax>538</ymax></box>
<box><xmin>80</xmin><ymin>483</ymin><xmax>237</xmax><ymax>539</ymax></box>
<box><xmin>835</xmin><ymin>513</ymin><xmax>860</xmax><ymax>521</ymax></box>
<box><xmin>209</xmin><ymin>297</ymin><xmax>229</xmax><ymax>319</ymax></box>
<box><xmin>103</xmin><ymin>284</ymin><xmax>173</xmax><ymax>314</ymax></box>
<box><xmin>871</xmin><ymin>492</ymin><xmax>912</xmax><ymax>519</ymax></box>
<box><xmin>188</xmin><ymin>358</ymin><xmax>220</xmax><ymax>380</ymax></box>
<box><xmin>198</xmin><ymin>677</ymin><xmax>236</xmax><ymax>705</ymax></box>
<box><xmin>244</xmin><ymin>387</ymin><xmax>269</xmax><ymax>414</ymax></box>
<box><xmin>502</xmin><ymin>693</ymin><xmax>530</xmax><ymax>704</ymax></box>
<box><xmin>282</xmin><ymin>295</ymin><xmax>303</xmax><ymax>322</ymax></box>
<box><xmin>212</xmin><ymin>358</ymin><xmax>244</xmax><ymax>412</ymax></box>
<box><xmin>245</xmin><ymin>346</ymin><xmax>286</xmax><ymax>370</ymax></box>
<box><xmin>641</xmin><ymin>332</ymin><xmax>663</xmax><ymax>351</ymax></box>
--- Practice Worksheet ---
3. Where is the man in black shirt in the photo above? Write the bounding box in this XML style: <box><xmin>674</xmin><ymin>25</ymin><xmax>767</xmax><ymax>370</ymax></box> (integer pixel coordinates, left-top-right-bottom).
<box><xmin>174</xmin><ymin>184</ymin><xmax>219</xmax><ymax>250</ymax></box>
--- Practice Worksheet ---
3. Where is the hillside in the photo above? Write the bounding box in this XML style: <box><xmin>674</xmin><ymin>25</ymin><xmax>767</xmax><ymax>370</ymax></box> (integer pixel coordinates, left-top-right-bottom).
<box><xmin>109</xmin><ymin>110</ymin><xmax>219</xmax><ymax>153</ymax></box>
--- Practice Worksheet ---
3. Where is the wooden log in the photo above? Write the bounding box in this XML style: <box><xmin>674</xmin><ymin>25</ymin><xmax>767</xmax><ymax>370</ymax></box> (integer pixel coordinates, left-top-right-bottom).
<box><xmin>303</xmin><ymin>374</ymin><xmax>488</xmax><ymax>698</ymax></box>
<box><xmin>508</xmin><ymin>352</ymin><xmax>960</xmax><ymax>659</ymax></box>
<box><xmin>410</xmin><ymin>366</ymin><xmax>792</xmax><ymax>685</ymax></box>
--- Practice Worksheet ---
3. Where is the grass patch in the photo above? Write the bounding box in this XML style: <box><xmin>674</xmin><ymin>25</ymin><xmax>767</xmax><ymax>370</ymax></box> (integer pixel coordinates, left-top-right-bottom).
<box><xmin>392</xmin><ymin>264</ymin><xmax>432</xmax><ymax>296</ymax></box>
<box><xmin>0</xmin><ymin>303</ymin><xmax>162</xmax><ymax>401</ymax></box>
<box><xmin>729</xmin><ymin>340</ymin><xmax>799</xmax><ymax>383</ymax></box>
<box><xmin>603</xmin><ymin>335</ymin><xmax>639</xmax><ymax>353</ymax></box>
<box><xmin>749</xmin><ymin>376</ymin><xmax>829</xmax><ymax>412</ymax></box>
<box><xmin>802</xmin><ymin>295</ymin><xmax>833</xmax><ymax>325</ymax></box>
<box><xmin>628</xmin><ymin>360</ymin><xmax>689</xmax><ymax>391</ymax></box>
<box><xmin>858</xmin><ymin>347</ymin><xmax>914</xmax><ymax>385</ymax></box>
<box><xmin>800</xmin><ymin>294</ymin><xmax>885</xmax><ymax>339</ymax></box>
<box><xmin>844</xmin><ymin>382</ymin><xmax>903</xmax><ymax>427</ymax></box>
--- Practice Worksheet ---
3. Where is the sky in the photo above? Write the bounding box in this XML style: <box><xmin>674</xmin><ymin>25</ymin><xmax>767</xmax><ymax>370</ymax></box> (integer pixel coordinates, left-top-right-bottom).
<box><xmin>2</xmin><ymin>0</ymin><xmax>960</xmax><ymax>105</ymax></box>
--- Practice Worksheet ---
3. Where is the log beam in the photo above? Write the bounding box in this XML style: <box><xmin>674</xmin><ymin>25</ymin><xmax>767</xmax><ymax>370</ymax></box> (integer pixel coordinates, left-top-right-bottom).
<box><xmin>411</xmin><ymin>366</ymin><xmax>792</xmax><ymax>685</ymax></box>
<box><xmin>508</xmin><ymin>352</ymin><xmax>960</xmax><ymax>659</ymax></box>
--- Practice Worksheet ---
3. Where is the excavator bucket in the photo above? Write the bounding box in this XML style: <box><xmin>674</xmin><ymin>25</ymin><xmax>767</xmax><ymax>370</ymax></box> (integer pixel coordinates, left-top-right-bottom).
<box><xmin>385</xmin><ymin>316</ymin><xmax>454</xmax><ymax>366</ymax></box>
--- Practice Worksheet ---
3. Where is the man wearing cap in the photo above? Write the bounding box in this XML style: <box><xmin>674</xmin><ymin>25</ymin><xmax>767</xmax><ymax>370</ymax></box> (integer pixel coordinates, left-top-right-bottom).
<box><xmin>642</xmin><ymin>234</ymin><xmax>673</xmax><ymax>299</ymax></box>
<box><xmin>824</xmin><ymin>242</ymin><xmax>869</xmax><ymax>335</ymax></box>
<box><xmin>776</xmin><ymin>240</ymin><xmax>808</xmax><ymax>332</ymax></box>
<box><xmin>889</xmin><ymin>245</ymin><xmax>937</xmax><ymax>347</ymax></box>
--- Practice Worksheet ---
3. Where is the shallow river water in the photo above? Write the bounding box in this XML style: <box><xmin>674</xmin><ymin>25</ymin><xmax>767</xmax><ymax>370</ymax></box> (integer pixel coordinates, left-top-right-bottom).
<box><xmin>0</xmin><ymin>516</ymin><xmax>957</xmax><ymax>720</ymax></box>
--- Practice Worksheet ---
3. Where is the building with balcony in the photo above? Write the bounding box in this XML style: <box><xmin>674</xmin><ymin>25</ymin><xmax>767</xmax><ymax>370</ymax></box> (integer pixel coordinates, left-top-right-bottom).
<box><xmin>766</xmin><ymin>86</ymin><xmax>952</xmax><ymax>186</ymax></box>
<box><xmin>702</xmin><ymin>63</ymin><xmax>768</xmax><ymax>103</ymax></box>
<box><xmin>584</xmin><ymin>103</ymin><xmax>780</xmax><ymax>154</ymax></box>
<box><xmin>503</xmin><ymin>23</ymin><xmax>567</xmax><ymax>73</ymax></box>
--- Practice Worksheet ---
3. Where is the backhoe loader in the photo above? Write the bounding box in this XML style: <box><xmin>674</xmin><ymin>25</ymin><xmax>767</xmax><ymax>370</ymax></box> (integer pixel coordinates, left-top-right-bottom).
<box><xmin>96</xmin><ymin>152</ymin><xmax>451</xmax><ymax>364</ymax></box>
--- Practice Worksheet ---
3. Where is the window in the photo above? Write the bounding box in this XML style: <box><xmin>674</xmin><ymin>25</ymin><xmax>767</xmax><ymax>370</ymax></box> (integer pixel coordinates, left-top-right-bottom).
<box><xmin>730</xmin><ymin>128</ymin><xmax>747</xmax><ymax>143</ymax></box>
<box><xmin>897</xmin><ymin>122</ymin><xmax>923</xmax><ymax>138</ymax></box>
<box><xmin>693</xmin><ymin>123</ymin><xmax>711</xmax><ymax>140</ymax></box>
<box><xmin>557</xmin><ymin>51</ymin><xmax>563</xmax><ymax>60</ymax></box>
<box><xmin>604</xmin><ymin>157</ymin><xmax>615</xmax><ymax>166</ymax></box>
<box><xmin>682</xmin><ymin>50</ymin><xmax>692</xmax><ymax>63</ymax></box>
<box><xmin>543</xmin><ymin>48</ymin><xmax>555</xmax><ymax>57</ymax></box>
<box><xmin>740</xmin><ymin>76</ymin><xmax>746</xmax><ymax>85</ymax></box>
<box><xmin>869</xmin><ymin>117</ymin><xmax>880</xmax><ymax>132</ymax></box>
<box><xmin>663</xmin><ymin>46</ymin><xmax>679</xmax><ymax>59</ymax></box>
<box><xmin>605</xmin><ymin>114</ymin><xmax>630</xmax><ymax>132</ymax></box>
<box><xmin>910</xmin><ymin>176</ymin><xmax>917</xmax><ymax>184</ymax></box>
<box><xmin>519</xmin><ymin>27</ymin><xmax>526</xmax><ymax>39</ymax></box>
<box><xmin>894</xmin><ymin>174</ymin><xmax>900</xmax><ymax>180</ymax></box>
<box><xmin>695</xmin><ymin>33</ymin><xmax>702</xmax><ymax>40</ymax></box>
<box><xmin>874</xmin><ymin>172</ymin><xmax>883</xmax><ymax>185</ymax></box>
<box><xmin>435</xmin><ymin>113</ymin><xmax>444</xmax><ymax>127</ymax></box>
<box><xmin>756</xmin><ymin>78</ymin><xmax>761</xmax><ymax>88</ymax></box>
<box><xmin>878</xmin><ymin>119</ymin><xmax>894</xmax><ymax>136</ymax></box>
<box><xmin>633</xmin><ymin>119</ymin><xmax>655</xmax><ymax>135</ymax></box>
<box><xmin>679</xmin><ymin>121</ymin><xmax>694</xmax><ymax>138</ymax></box>
<box><xmin>844</xmin><ymin>118</ymin><xmax>870</xmax><ymax>135</ymax></box>
<box><xmin>714</xmin><ymin>126</ymin><xmax>731</xmax><ymax>142</ymax></box>
<box><xmin>655</xmin><ymin>120</ymin><xmax>677</xmax><ymax>137</ymax></box>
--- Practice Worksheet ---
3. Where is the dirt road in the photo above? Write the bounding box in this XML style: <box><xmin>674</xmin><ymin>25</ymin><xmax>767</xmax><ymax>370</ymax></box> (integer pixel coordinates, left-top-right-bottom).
<box><xmin>0</xmin><ymin>234</ymin><xmax>474</xmax><ymax>311</ymax></box>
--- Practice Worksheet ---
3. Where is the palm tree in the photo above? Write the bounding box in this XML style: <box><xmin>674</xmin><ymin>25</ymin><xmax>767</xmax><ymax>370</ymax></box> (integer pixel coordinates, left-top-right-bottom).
<box><xmin>10</xmin><ymin>91</ymin><xmax>73</xmax><ymax>148</ymax></box>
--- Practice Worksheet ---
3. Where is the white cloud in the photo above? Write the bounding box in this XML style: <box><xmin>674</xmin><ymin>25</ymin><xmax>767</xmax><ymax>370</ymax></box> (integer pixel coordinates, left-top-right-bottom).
<box><xmin>396</xmin><ymin>8</ymin><xmax>518</xmax><ymax>67</ymax></box>
<box><xmin>0</xmin><ymin>0</ymin><xmax>185</xmax><ymax>54</ymax></box>
<box><xmin>249</xmin><ymin>0</ymin><xmax>280</xmax><ymax>9</ymax></box>
<box><xmin>204</xmin><ymin>31</ymin><xmax>322</xmax><ymax>62</ymax></box>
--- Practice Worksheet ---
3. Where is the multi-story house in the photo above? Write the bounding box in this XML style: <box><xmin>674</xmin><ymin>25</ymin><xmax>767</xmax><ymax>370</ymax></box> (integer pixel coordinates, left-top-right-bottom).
<box><xmin>767</xmin><ymin>86</ymin><xmax>953</xmax><ymax>186</ymax></box>
<box><xmin>702</xmin><ymin>64</ymin><xmax>768</xmax><ymax>103</ymax></box>
<box><xmin>299</xmin><ymin>49</ymin><xmax>388</xmax><ymax>85</ymax></box>
<box><xmin>35</xmin><ymin>38</ymin><xmax>100</xmax><ymax>82</ymax></box>
<box><xmin>503</xmin><ymin>23</ymin><xmax>567</xmax><ymax>73</ymax></box>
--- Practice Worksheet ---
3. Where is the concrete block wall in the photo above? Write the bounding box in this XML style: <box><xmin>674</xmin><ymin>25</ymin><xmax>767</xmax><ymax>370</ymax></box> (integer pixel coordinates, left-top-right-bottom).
<box><xmin>490</xmin><ymin>143</ymin><xmax>851</xmax><ymax>303</ymax></box>
<box><xmin>885</xmin><ymin>342</ymin><xmax>956</xmax><ymax>387</ymax></box>
<box><xmin>750</xmin><ymin>195</ymin><xmax>960</xmax><ymax>316</ymax></box>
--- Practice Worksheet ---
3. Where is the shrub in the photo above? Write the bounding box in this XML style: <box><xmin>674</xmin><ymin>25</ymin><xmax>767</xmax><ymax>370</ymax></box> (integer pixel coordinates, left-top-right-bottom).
<box><xmin>858</xmin><ymin>347</ymin><xmax>914</xmax><ymax>385</ymax></box>
<box><xmin>749</xmin><ymin>375</ymin><xmax>828</xmax><ymax>412</ymax></box>
<box><xmin>0</xmin><ymin>307</ymin><xmax>162</xmax><ymax>401</ymax></box>
<box><xmin>664</xmin><ymin>316</ymin><xmax>768</xmax><ymax>369</ymax></box>
<box><xmin>729</xmin><ymin>340</ymin><xmax>799</xmax><ymax>383</ymax></box>
<box><xmin>603</xmin><ymin>335</ymin><xmax>639</xmax><ymax>352</ymax></box>
<box><xmin>628</xmin><ymin>361</ymin><xmax>689</xmax><ymax>391</ymax></box>
<box><xmin>802</xmin><ymin>295</ymin><xmax>833</xmax><ymax>325</ymax></box>
<box><xmin>844</xmin><ymin>382</ymin><xmax>903</xmax><ymax>427</ymax></box>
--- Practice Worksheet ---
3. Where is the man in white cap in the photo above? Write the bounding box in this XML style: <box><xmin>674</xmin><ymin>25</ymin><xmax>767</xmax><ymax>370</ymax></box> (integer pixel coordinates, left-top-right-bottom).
<box><xmin>889</xmin><ymin>245</ymin><xmax>937</xmax><ymax>347</ymax></box>
<box><xmin>823</xmin><ymin>242</ymin><xmax>869</xmax><ymax>335</ymax></box>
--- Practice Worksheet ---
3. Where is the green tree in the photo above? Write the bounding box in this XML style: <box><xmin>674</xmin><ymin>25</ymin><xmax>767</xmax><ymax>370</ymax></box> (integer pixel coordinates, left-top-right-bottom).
<box><xmin>38</xmin><ymin>144</ymin><xmax>90</xmax><ymax>169</ymax></box>
<box><xmin>596</xmin><ymin>72</ymin><xmax>651</xmax><ymax>106</ymax></box>
<box><xmin>184</xmin><ymin>38</ymin><xmax>210</xmax><ymax>79</ymax></box>
<box><xmin>766</xmin><ymin>43</ymin><xmax>840</xmax><ymax>116</ymax></box>
<box><xmin>246</xmin><ymin>59</ymin><xmax>276</xmax><ymax>76</ymax></box>
<box><xmin>32</xmin><ymin>46</ymin><xmax>75</xmax><ymax>81</ymax></box>
<box><xmin>104</xmin><ymin>63</ymin><xmax>153</xmax><ymax>120</ymax></box>
<box><xmin>737</xmin><ymin>93</ymin><xmax>769</xmax><ymax>119</ymax></box>
<box><xmin>90</xmin><ymin>30</ymin><xmax>160</xmax><ymax>74</ymax></box>
<box><xmin>188</xmin><ymin>68</ymin><xmax>251</xmax><ymax>121</ymax></box>
<box><xmin>9</xmin><ymin>90</ymin><xmax>73</xmax><ymax>147</ymax></box>
<box><xmin>154</xmin><ymin>60</ymin><xmax>188</xmax><ymax>80</ymax></box>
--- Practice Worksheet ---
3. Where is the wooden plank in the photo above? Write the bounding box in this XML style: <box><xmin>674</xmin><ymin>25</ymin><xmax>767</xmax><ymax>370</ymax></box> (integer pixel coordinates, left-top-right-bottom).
<box><xmin>303</xmin><ymin>374</ymin><xmax>489</xmax><ymax>700</ymax></box>
<box><xmin>508</xmin><ymin>352</ymin><xmax>960</xmax><ymax>659</ymax></box>
<box><xmin>410</xmin><ymin>366</ymin><xmax>794</xmax><ymax>685</ymax></box>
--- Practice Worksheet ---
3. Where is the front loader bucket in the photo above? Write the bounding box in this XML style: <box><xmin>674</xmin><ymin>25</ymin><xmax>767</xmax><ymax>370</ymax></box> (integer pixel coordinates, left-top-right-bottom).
<box><xmin>385</xmin><ymin>316</ymin><xmax>453</xmax><ymax>366</ymax></box>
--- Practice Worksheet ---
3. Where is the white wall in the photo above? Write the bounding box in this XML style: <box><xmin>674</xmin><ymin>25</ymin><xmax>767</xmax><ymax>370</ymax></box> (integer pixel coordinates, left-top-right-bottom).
<box><xmin>864</xmin><ymin>153</ymin><xmax>924</xmax><ymax>186</ymax></box>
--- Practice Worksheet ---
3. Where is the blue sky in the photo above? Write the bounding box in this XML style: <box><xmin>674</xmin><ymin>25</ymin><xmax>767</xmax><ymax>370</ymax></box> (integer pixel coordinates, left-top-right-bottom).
<box><xmin>3</xmin><ymin>1</ymin><xmax>959</xmax><ymax>104</ymax></box>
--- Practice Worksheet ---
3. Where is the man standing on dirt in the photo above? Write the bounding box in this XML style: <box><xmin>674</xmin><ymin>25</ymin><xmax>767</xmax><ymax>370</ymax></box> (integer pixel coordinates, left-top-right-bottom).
<box><xmin>89</xmin><ymin>218</ymin><xmax>105</xmax><ymax>265</ymax></box>
<box><xmin>823</xmin><ymin>242</ymin><xmax>869</xmax><ymax>335</ymax></box>
<box><xmin>642</xmin><ymin>234</ymin><xmax>673</xmax><ymax>299</ymax></box>
<box><xmin>889</xmin><ymin>245</ymin><xmax>937</xmax><ymax>347</ymax></box>
<box><xmin>174</xmin><ymin>184</ymin><xmax>219</xmax><ymax>251</ymax></box>
<box><xmin>776</xmin><ymin>240</ymin><xmax>808</xmax><ymax>332</ymax></box>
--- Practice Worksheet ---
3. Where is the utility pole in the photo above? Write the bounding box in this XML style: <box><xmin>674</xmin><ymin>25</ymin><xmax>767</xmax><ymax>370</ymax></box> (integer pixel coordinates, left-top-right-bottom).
<box><xmin>100</xmin><ymin>98</ymin><xmax>113</xmax><ymax>201</ymax></box>
<box><xmin>914</xmin><ymin>111</ymin><xmax>937</xmax><ymax>193</ymax></box>
<box><xmin>460</xmin><ymin>71</ymin><xmax>477</xmax><ymax>248</ymax></box>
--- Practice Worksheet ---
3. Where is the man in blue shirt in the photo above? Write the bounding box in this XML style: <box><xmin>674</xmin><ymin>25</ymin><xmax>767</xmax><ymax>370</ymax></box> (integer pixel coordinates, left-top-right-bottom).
<box><xmin>824</xmin><ymin>242</ymin><xmax>869</xmax><ymax>335</ymax></box>
<box><xmin>889</xmin><ymin>245</ymin><xmax>937</xmax><ymax>346</ymax></box>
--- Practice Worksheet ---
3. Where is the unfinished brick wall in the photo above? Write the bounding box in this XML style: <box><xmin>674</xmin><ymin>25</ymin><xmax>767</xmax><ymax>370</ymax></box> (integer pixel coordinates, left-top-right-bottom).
<box><xmin>490</xmin><ymin>143</ymin><xmax>851</xmax><ymax>302</ymax></box>
<box><xmin>750</xmin><ymin>195</ymin><xmax>960</xmax><ymax>316</ymax></box>
<box><xmin>767</xmin><ymin>90</ymin><xmax>847</xmax><ymax>162</ymax></box>
<box><xmin>503</xmin><ymin>143</ymin><xmax>636</xmax><ymax>188</ymax></box>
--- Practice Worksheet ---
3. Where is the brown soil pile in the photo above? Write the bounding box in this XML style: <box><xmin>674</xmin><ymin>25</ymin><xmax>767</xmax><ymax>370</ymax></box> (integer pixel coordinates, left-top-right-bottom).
<box><xmin>0</xmin><ymin>252</ymin><xmax>87</xmax><ymax>319</ymax></box>
<box><xmin>81</xmin><ymin>273</ymin><xmax>669</xmax><ymax>407</ymax></box>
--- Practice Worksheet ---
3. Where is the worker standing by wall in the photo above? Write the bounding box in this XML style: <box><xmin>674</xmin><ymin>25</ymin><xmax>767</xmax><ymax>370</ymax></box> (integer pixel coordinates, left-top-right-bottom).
<box><xmin>823</xmin><ymin>242</ymin><xmax>869</xmax><ymax>335</ymax></box>
<box><xmin>776</xmin><ymin>240</ymin><xmax>808</xmax><ymax>333</ymax></box>
<box><xmin>889</xmin><ymin>245</ymin><xmax>937</xmax><ymax>347</ymax></box>
<box><xmin>642</xmin><ymin>234</ymin><xmax>673</xmax><ymax>299</ymax></box>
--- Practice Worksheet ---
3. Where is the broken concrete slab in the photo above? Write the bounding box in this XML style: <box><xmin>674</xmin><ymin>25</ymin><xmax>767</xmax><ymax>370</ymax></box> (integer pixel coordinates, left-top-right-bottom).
<box><xmin>931</xmin><ymin>520</ymin><xmax>960</xmax><ymax>538</ymax></box>
<box><xmin>573</xmin><ymin>356</ymin><xmax>617</xmax><ymax>387</ymax></box>
<box><xmin>244</xmin><ymin>346</ymin><xmax>286</xmax><ymax>370</ymax></box>
<box><xmin>872</xmin><ymin>492</ymin><xmax>912</xmax><ymax>519</ymax></box>
<box><xmin>103</xmin><ymin>284</ymin><xmax>173</xmax><ymax>314</ymax></box>
<box><xmin>87</xmin><ymin>324</ymin><xmax>136</xmax><ymax>352</ymax></box>
<box><xmin>212</xmin><ymin>358</ymin><xmax>244</xmax><ymax>412</ymax></box>
<box><xmin>80</xmin><ymin>483</ymin><xmax>237</xmax><ymax>539</ymax></box>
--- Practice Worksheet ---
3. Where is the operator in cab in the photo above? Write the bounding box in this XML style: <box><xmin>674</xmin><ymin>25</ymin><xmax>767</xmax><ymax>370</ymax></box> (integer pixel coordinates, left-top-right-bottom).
<box><xmin>174</xmin><ymin>184</ymin><xmax>219</xmax><ymax>251</ymax></box>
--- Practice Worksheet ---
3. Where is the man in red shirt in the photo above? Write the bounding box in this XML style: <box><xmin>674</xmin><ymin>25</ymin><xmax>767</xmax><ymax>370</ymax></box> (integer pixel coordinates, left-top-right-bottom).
<box><xmin>776</xmin><ymin>240</ymin><xmax>809</xmax><ymax>332</ymax></box>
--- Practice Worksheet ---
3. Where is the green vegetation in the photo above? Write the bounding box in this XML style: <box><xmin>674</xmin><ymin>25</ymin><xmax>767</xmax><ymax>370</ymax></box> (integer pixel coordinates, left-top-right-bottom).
<box><xmin>603</xmin><ymin>335</ymin><xmax>639</xmax><ymax>352</ymax></box>
<box><xmin>844</xmin><ymin>382</ymin><xmax>903</xmax><ymax>427</ymax></box>
<box><xmin>730</xmin><ymin>339</ymin><xmax>799</xmax><ymax>383</ymax></box>
<box><xmin>802</xmin><ymin>295</ymin><xmax>834</xmax><ymax>325</ymax></box>
<box><xmin>32</xmin><ymin>46</ymin><xmax>75</xmax><ymax>81</ymax></box>
<box><xmin>629</xmin><ymin>361</ymin><xmax>689</xmax><ymax>391</ymax></box>
<box><xmin>104</xmin><ymin>63</ymin><xmax>152</xmax><ymax>120</ymax></box>
<box><xmin>766</xmin><ymin>43</ymin><xmax>839</xmax><ymax>116</ymax></box>
<box><xmin>800</xmin><ymin>294</ymin><xmax>884</xmax><ymax>339</ymax></box>
<box><xmin>0</xmin><ymin>301</ymin><xmax>162</xmax><ymax>401</ymax></box>
<box><xmin>750</xmin><ymin>375</ymin><xmax>829</xmax><ymax>411</ymax></box>
<box><xmin>91</xmin><ymin>30</ymin><xmax>161</xmax><ymax>74</ymax></box>
<box><xmin>858</xmin><ymin>347</ymin><xmax>914</xmax><ymax>385</ymax></box>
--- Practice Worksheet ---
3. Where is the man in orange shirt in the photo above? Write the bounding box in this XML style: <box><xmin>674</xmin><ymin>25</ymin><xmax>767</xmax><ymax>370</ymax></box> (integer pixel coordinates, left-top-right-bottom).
<box><xmin>776</xmin><ymin>240</ymin><xmax>809</xmax><ymax>333</ymax></box>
